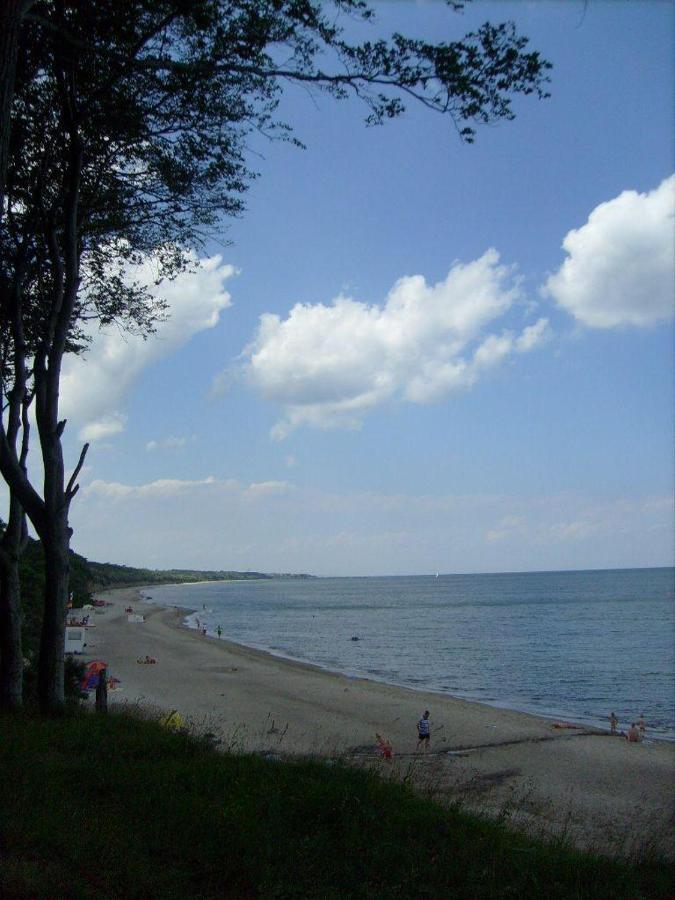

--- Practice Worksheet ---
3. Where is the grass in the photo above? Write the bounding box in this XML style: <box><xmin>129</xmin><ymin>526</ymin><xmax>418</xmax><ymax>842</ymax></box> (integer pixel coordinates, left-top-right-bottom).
<box><xmin>0</xmin><ymin>710</ymin><xmax>671</xmax><ymax>899</ymax></box>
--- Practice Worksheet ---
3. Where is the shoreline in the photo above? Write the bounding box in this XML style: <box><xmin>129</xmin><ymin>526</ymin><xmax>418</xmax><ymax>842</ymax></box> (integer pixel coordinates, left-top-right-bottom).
<box><xmin>185</xmin><ymin>623</ymin><xmax>675</xmax><ymax>742</ymax></box>
<box><xmin>152</xmin><ymin>581</ymin><xmax>675</xmax><ymax>743</ymax></box>
<box><xmin>86</xmin><ymin>585</ymin><xmax>675</xmax><ymax>856</ymax></box>
<box><xmin>185</xmin><ymin>621</ymin><xmax>614</xmax><ymax>737</ymax></box>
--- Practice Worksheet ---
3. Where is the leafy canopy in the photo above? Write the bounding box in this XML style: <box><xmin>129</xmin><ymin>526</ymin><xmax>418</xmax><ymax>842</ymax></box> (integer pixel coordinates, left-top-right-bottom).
<box><xmin>3</xmin><ymin>0</ymin><xmax>550</xmax><ymax>350</ymax></box>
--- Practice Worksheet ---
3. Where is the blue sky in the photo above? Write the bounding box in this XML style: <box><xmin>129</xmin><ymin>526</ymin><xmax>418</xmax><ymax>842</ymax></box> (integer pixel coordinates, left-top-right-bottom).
<box><xmin>51</xmin><ymin>0</ymin><xmax>674</xmax><ymax>575</ymax></box>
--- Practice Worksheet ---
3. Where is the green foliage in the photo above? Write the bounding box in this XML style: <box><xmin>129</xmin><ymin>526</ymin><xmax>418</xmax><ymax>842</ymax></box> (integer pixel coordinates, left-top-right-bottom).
<box><xmin>5</xmin><ymin>0</ymin><xmax>552</xmax><ymax>360</ymax></box>
<box><xmin>0</xmin><ymin>522</ymin><xmax>90</xmax><ymax>662</ymax></box>
<box><xmin>86</xmin><ymin>560</ymin><xmax>278</xmax><ymax>589</ymax></box>
<box><xmin>0</xmin><ymin>711</ymin><xmax>670</xmax><ymax>899</ymax></box>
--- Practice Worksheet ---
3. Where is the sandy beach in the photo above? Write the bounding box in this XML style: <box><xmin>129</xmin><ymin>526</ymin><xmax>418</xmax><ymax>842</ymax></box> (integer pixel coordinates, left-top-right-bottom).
<box><xmin>85</xmin><ymin>587</ymin><xmax>674</xmax><ymax>857</ymax></box>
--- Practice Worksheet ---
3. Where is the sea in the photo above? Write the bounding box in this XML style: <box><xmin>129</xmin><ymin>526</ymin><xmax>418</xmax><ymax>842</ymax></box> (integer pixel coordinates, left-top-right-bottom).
<box><xmin>146</xmin><ymin>567</ymin><xmax>675</xmax><ymax>740</ymax></box>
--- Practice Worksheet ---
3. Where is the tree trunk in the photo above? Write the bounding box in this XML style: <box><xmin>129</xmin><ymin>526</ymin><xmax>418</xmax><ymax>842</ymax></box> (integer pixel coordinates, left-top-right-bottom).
<box><xmin>0</xmin><ymin>371</ymin><xmax>31</xmax><ymax>713</ymax></box>
<box><xmin>37</xmin><ymin>515</ymin><xmax>70</xmax><ymax>712</ymax></box>
<box><xmin>95</xmin><ymin>668</ymin><xmax>108</xmax><ymax>714</ymax></box>
<box><xmin>0</xmin><ymin>545</ymin><xmax>23</xmax><ymax>710</ymax></box>
<box><xmin>0</xmin><ymin>0</ymin><xmax>34</xmax><ymax>211</ymax></box>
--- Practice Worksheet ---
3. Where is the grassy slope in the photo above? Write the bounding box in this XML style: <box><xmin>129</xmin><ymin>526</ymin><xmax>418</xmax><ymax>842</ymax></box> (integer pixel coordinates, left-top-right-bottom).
<box><xmin>0</xmin><ymin>712</ymin><xmax>671</xmax><ymax>900</ymax></box>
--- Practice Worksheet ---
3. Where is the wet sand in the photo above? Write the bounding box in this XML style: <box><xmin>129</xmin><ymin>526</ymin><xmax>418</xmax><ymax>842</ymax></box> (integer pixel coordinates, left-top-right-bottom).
<box><xmin>85</xmin><ymin>587</ymin><xmax>675</xmax><ymax>857</ymax></box>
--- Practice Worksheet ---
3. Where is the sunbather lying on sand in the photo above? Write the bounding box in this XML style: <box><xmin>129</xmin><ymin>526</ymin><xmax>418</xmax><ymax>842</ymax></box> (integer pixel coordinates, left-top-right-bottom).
<box><xmin>137</xmin><ymin>655</ymin><xmax>157</xmax><ymax>664</ymax></box>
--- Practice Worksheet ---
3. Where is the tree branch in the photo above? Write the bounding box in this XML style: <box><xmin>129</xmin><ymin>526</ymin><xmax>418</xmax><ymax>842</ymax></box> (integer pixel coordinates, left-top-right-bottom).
<box><xmin>65</xmin><ymin>441</ymin><xmax>88</xmax><ymax>502</ymax></box>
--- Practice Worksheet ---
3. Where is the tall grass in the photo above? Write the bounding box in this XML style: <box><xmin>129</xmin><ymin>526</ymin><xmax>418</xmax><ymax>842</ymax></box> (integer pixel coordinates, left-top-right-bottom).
<box><xmin>0</xmin><ymin>710</ymin><xmax>671</xmax><ymax>899</ymax></box>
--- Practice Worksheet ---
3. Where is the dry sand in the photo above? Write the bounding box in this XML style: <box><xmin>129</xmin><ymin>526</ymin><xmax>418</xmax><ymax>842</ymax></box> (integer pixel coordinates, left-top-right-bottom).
<box><xmin>85</xmin><ymin>586</ymin><xmax>674</xmax><ymax>857</ymax></box>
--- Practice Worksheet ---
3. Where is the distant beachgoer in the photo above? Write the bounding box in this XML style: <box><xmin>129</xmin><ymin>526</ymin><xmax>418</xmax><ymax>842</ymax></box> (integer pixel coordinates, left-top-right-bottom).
<box><xmin>202</xmin><ymin>625</ymin><xmax>207</xmax><ymax>636</ymax></box>
<box><xmin>609</xmin><ymin>712</ymin><xmax>618</xmax><ymax>734</ymax></box>
<box><xmin>417</xmin><ymin>710</ymin><xmax>431</xmax><ymax>752</ymax></box>
<box><xmin>375</xmin><ymin>733</ymin><xmax>393</xmax><ymax>760</ymax></box>
<box><xmin>638</xmin><ymin>713</ymin><xmax>646</xmax><ymax>735</ymax></box>
<box><xmin>217</xmin><ymin>625</ymin><xmax>222</xmax><ymax>639</ymax></box>
<box><xmin>626</xmin><ymin>723</ymin><xmax>641</xmax><ymax>743</ymax></box>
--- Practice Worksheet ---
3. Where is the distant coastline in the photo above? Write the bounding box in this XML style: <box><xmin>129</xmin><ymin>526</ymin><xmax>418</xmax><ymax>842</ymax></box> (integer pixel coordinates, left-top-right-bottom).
<box><xmin>87</xmin><ymin>559</ymin><xmax>315</xmax><ymax>593</ymax></box>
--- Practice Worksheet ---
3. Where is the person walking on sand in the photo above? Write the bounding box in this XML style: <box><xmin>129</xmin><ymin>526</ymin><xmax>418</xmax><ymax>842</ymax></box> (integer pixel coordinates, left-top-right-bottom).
<box><xmin>417</xmin><ymin>710</ymin><xmax>431</xmax><ymax>752</ymax></box>
<box><xmin>609</xmin><ymin>711</ymin><xmax>618</xmax><ymax>734</ymax></box>
<box><xmin>217</xmin><ymin>625</ymin><xmax>222</xmax><ymax>639</ymax></box>
<box><xmin>638</xmin><ymin>713</ymin><xmax>646</xmax><ymax>735</ymax></box>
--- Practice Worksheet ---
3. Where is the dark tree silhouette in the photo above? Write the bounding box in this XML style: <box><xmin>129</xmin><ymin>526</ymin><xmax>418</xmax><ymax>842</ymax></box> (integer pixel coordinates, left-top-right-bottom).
<box><xmin>0</xmin><ymin>0</ymin><xmax>550</xmax><ymax>711</ymax></box>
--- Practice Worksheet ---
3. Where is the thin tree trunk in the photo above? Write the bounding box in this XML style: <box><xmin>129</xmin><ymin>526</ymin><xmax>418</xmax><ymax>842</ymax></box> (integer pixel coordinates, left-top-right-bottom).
<box><xmin>0</xmin><ymin>1</ymin><xmax>34</xmax><ymax>211</ymax></box>
<box><xmin>0</xmin><ymin>348</ymin><xmax>31</xmax><ymax>711</ymax></box>
<box><xmin>0</xmin><ymin>458</ymin><xmax>29</xmax><ymax>710</ymax></box>
<box><xmin>0</xmin><ymin>532</ymin><xmax>23</xmax><ymax>710</ymax></box>
<box><xmin>32</xmin><ymin>53</ymin><xmax>84</xmax><ymax>714</ymax></box>
<box><xmin>37</xmin><ymin>514</ymin><xmax>70</xmax><ymax>712</ymax></box>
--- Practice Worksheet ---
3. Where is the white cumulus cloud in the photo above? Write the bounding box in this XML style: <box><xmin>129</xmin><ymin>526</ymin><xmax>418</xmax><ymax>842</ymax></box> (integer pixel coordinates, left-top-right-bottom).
<box><xmin>239</xmin><ymin>250</ymin><xmax>548</xmax><ymax>439</ymax></box>
<box><xmin>60</xmin><ymin>253</ymin><xmax>236</xmax><ymax>440</ymax></box>
<box><xmin>543</xmin><ymin>175</ymin><xmax>675</xmax><ymax>328</ymax></box>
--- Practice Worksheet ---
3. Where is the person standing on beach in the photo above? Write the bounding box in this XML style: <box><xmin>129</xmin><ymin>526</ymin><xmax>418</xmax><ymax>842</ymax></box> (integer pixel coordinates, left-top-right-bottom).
<box><xmin>417</xmin><ymin>710</ymin><xmax>431</xmax><ymax>752</ymax></box>
<box><xmin>609</xmin><ymin>712</ymin><xmax>618</xmax><ymax>734</ymax></box>
<box><xmin>638</xmin><ymin>713</ymin><xmax>646</xmax><ymax>735</ymax></box>
<box><xmin>217</xmin><ymin>625</ymin><xmax>222</xmax><ymax>639</ymax></box>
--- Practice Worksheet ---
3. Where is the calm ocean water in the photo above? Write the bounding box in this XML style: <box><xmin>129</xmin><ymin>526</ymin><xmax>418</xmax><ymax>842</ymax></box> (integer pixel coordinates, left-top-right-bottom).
<box><xmin>147</xmin><ymin>568</ymin><xmax>675</xmax><ymax>740</ymax></box>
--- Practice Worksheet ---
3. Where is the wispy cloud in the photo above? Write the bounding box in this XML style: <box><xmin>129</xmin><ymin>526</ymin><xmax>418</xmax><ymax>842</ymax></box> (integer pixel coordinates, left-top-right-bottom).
<box><xmin>84</xmin><ymin>475</ymin><xmax>222</xmax><ymax>499</ymax></box>
<box><xmin>71</xmin><ymin>476</ymin><xmax>673</xmax><ymax>575</ymax></box>
<box><xmin>80</xmin><ymin>413</ymin><xmax>127</xmax><ymax>442</ymax></box>
<box><xmin>243</xmin><ymin>480</ymin><xmax>292</xmax><ymax>500</ymax></box>
<box><xmin>146</xmin><ymin>435</ymin><xmax>196</xmax><ymax>452</ymax></box>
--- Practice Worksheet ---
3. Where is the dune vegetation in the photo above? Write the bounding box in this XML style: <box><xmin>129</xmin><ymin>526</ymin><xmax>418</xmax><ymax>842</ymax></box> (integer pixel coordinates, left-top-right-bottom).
<box><xmin>0</xmin><ymin>710</ymin><xmax>671</xmax><ymax>899</ymax></box>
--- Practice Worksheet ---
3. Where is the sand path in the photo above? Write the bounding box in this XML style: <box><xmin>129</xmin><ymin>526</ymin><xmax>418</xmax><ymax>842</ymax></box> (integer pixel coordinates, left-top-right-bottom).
<box><xmin>84</xmin><ymin>587</ymin><xmax>674</xmax><ymax>857</ymax></box>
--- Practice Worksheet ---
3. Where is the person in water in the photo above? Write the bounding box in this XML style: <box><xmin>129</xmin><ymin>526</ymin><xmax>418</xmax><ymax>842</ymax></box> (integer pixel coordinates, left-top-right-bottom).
<box><xmin>417</xmin><ymin>710</ymin><xmax>431</xmax><ymax>752</ymax></box>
